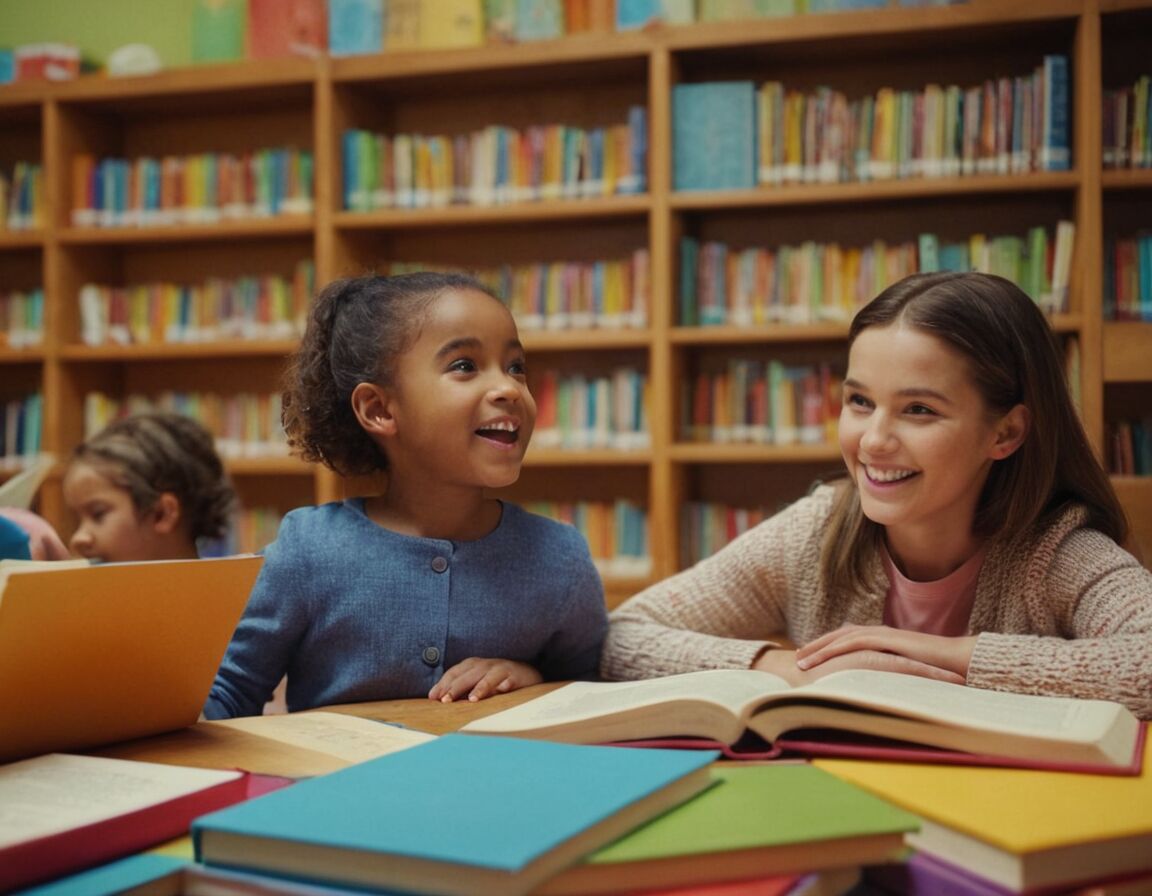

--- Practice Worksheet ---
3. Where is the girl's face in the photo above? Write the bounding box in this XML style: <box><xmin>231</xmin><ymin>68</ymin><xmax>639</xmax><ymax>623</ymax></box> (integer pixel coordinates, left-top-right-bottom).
<box><xmin>62</xmin><ymin>462</ymin><xmax>167</xmax><ymax>562</ymax></box>
<box><xmin>380</xmin><ymin>288</ymin><xmax>536</xmax><ymax>491</ymax></box>
<box><xmin>839</xmin><ymin>323</ymin><xmax>1019</xmax><ymax>549</ymax></box>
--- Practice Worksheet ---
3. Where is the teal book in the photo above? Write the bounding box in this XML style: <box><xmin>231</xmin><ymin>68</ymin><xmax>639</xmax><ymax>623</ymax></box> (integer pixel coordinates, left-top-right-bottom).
<box><xmin>327</xmin><ymin>0</ymin><xmax>383</xmax><ymax>55</ymax></box>
<box><xmin>673</xmin><ymin>81</ymin><xmax>758</xmax><ymax>191</ymax></box>
<box><xmin>516</xmin><ymin>0</ymin><xmax>564</xmax><ymax>40</ymax></box>
<box><xmin>16</xmin><ymin>855</ymin><xmax>189</xmax><ymax>896</ymax></box>
<box><xmin>193</xmin><ymin>734</ymin><xmax>717</xmax><ymax>896</ymax></box>
<box><xmin>536</xmin><ymin>764</ymin><xmax>918</xmax><ymax>895</ymax></box>
<box><xmin>191</xmin><ymin>0</ymin><xmax>246</xmax><ymax>63</ymax></box>
<box><xmin>1040</xmin><ymin>54</ymin><xmax>1070</xmax><ymax>171</ymax></box>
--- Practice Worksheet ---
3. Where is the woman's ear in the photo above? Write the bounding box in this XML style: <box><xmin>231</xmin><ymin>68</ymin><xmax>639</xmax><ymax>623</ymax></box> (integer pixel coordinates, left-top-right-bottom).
<box><xmin>152</xmin><ymin>492</ymin><xmax>182</xmax><ymax>535</ymax></box>
<box><xmin>351</xmin><ymin>382</ymin><xmax>397</xmax><ymax>438</ymax></box>
<box><xmin>991</xmin><ymin>404</ymin><xmax>1030</xmax><ymax>460</ymax></box>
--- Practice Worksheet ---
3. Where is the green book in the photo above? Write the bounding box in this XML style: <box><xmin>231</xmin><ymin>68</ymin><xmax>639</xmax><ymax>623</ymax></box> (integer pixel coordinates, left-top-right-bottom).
<box><xmin>192</xmin><ymin>0</ymin><xmax>246</xmax><ymax>63</ymax></box>
<box><xmin>536</xmin><ymin>764</ymin><xmax>918</xmax><ymax>895</ymax></box>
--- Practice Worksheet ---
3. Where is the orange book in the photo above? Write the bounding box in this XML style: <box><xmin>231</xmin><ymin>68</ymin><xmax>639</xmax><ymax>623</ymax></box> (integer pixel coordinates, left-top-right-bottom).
<box><xmin>247</xmin><ymin>0</ymin><xmax>327</xmax><ymax>58</ymax></box>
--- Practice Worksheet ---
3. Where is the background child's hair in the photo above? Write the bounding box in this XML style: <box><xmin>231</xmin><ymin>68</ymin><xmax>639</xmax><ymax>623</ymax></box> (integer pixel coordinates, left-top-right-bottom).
<box><xmin>282</xmin><ymin>271</ymin><xmax>498</xmax><ymax>477</ymax></box>
<box><xmin>71</xmin><ymin>412</ymin><xmax>236</xmax><ymax>541</ymax></box>
<box><xmin>821</xmin><ymin>271</ymin><xmax>1127</xmax><ymax>596</ymax></box>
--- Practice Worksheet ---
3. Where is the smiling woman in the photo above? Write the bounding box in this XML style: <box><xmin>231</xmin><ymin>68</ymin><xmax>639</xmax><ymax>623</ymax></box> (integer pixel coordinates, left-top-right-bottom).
<box><xmin>203</xmin><ymin>272</ymin><xmax>608</xmax><ymax>721</ymax></box>
<box><xmin>602</xmin><ymin>271</ymin><xmax>1152</xmax><ymax>722</ymax></box>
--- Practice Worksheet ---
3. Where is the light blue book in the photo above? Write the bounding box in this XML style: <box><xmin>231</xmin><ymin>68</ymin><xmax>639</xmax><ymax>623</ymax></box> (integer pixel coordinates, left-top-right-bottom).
<box><xmin>1040</xmin><ymin>54</ymin><xmax>1070</xmax><ymax>171</ymax></box>
<box><xmin>617</xmin><ymin>0</ymin><xmax>662</xmax><ymax>30</ymax></box>
<box><xmin>328</xmin><ymin>0</ymin><xmax>383</xmax><ymax>56</ymax></box>
<box><xmin>16</xmin><ymin>855</ymin><xmax>189</xmax><ymax>896</ymax></box>
<box><xmin>672</xmin><ymin>81</ymin><xmax>757</xmax><ymax>191</ymax></box>
<box><xmin>193</xmin><ymin>734</ymin><xmax>717</xmax><ymax>896</ymax></box>
<box><xmin>516</xmin><ymin>0</ymin><xmax>564</xmax><ymax>40</ymax></box>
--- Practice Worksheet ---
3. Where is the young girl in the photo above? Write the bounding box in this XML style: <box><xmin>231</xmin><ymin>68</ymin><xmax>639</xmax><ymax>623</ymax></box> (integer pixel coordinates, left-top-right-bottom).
<box><xmin>63</xmin><ymin>412</ymin><xmax>236</xmax><ymax>563</ymax></box>
<box><xmin>602</xmin><ymin>271</ymin><xmax>1152</xmax><ymax>720</ymax></box>
<box><xmin>203</xmin><ymin>271</ymin><xmax>607</xmax><ymax>719</ymax></box>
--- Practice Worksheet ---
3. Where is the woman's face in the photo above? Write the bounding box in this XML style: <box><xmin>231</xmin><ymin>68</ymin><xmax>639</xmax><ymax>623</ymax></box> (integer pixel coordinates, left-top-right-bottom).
<box><xmin>838</xmin><ymin>323</ymin><xmax>1018</xmax><ymax>549</ymax></box>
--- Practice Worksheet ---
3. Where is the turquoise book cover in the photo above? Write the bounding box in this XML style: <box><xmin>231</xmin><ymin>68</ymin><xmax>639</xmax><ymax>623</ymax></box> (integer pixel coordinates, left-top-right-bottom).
<box><xmin>673</xmin><ymin>81</ymin><xmax>758</xmax><ymax>191</ymax></box>
<box><xmin>193</xmin><ymin>734</ymin><xmax>717</xmax><ymax>896</ymax></box>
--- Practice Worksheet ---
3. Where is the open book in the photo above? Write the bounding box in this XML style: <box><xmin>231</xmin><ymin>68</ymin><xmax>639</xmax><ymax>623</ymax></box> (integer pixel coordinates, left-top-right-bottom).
<box><xmin>460</xmin><ymin>669</ymin><xmax>1146</xmax><ymax>774</ymax></box>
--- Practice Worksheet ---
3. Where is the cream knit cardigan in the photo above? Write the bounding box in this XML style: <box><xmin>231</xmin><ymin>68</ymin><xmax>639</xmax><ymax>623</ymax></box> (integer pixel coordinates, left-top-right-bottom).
<box><xmin>602</xmin><ymin>485</ymin><xmax>1152</xmax><ymax>720</ymax></box>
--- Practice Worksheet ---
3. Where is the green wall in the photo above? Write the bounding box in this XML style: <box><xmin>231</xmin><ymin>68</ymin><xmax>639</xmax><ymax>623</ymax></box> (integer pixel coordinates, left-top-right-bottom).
<box><xmin>0</xmin><ymin>0</ymin><xmax>204</xmax><ymax>68</ymax></box>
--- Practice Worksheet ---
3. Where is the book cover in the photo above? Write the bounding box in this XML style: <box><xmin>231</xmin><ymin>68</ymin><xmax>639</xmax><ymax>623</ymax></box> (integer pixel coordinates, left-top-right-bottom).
<box><xmin>617</xmin><ymin>0</ymin><xmax>662</xmax><ymax>30</ymax></box>
<box><xmin>536</xmin><ymin>764</ymin><xmax>916</xmax><ymax>895</ymax></box>
<box><xmin>0</xmin><ymin>754</ymin><xmax>256</xmax><ymax>893</ymax></box>
<box><xmin>328</xmin><ymin>0</ymin><xmax>383</xmax><ymax>56</ymax></box>
<box><xmin>458</xmin><ymin>668</ymin><xmax>1145</xmax><ymax>774</ymax></box>
<box><xmin>1040</xmin><ymin>54</ymin><xmax>1070</xmax><ymax>171</ymax></box>
<box><xmin>816</xmin><ymin>735</ymin><xmax>1152</xmax><ymax>893</ymax></box>
<box><xmin>516</xmin><ymin>0</ymin><xmax>565</xmax><ymax>41</ymax></box>
<box><xmin>247</xmin><ymin>0</ymin><xmax>327</xmax><ymax>58</ymax></box>
<box><xmin>193</xmin><ymin>734</ymin><xmax>718</xmax><ymax>896</ymax></box>
<box><xmin>672</xmin><ymin>81</ymin><xmax>757</xmax><ymax>191</ymax></box>
<box><xmin>192</xmin><ymin>0</ymin><xmax>246</xmax><ymax>63</ymax></box>
<box><xmin>16</xmin><ymin>854</ymin><xmax>191</xmax><ymax>896</ymax></box>
<box><xmin>0</xmin><ymin>554</ymin><xmax>263</xmax><ymax>763</ymax></box>
<box><xmin>419</xmin><ymin>0</ymin><xmax>485</xmax><ymax>48</ymax></box>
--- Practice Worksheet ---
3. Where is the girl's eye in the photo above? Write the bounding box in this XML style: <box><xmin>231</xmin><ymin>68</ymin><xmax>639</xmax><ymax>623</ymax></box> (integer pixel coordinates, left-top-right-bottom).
<box><xmin>906</xmin><ymin>404</ymin><xmax>937</xmax><ymax>417</ymax></box>
<box><xmin>448</xmin><ymin>358</ymin><xmax>476</xmax><ymax>373</ymax></box>
<box><xmin>845</xmin><ymin>392</ymin><xmax>871</xmax><ymax>409</ymax></box>
<box><xmin>508</xmin><ymin>359</ymin><xmax>528</xmax><ymax>376</ymax></box>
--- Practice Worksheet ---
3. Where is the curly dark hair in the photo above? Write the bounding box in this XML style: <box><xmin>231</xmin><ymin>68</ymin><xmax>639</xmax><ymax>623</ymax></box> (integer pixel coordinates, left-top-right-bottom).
<box><xmin>71</xmin><ymin>411</ymin><xmax>236</xmax><ymax>541</ymax></box>
<box><xmin>281</xmin><ymin>271</ymin><xmax>498</xmax><ymax>476</ymax></box>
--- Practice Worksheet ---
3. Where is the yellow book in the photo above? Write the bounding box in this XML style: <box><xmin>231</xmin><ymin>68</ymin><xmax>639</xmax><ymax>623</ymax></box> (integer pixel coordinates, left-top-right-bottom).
<box><xmin>816</xmin><ymin>735</ymin><xmax>1152</xmax><ymax>894</ymax></box>
<box><xmin>419</xmin><ymin>0</ymin><xmax>483</xmax><ymax>48</ymax></box>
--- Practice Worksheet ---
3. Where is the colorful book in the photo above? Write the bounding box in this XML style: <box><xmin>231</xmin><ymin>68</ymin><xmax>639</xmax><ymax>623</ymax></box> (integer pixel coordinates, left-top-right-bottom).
<box><xmin>193</xmin><ymin>734</ymin><xmax>718</xmax><ymax>896</ymax></box>
<box><xmin>327</xmin><ymin>0</ymin><xmax>383</xmax><ymax>55</ymax></box>
<box><xmin>247</xmin><ymin>0</ymin><xmax>327</xmax><ymax>58</ymax></box>
<box><xmin>816</xmin><ymin>737</ymin><xmax>1152</xmax><ymax>894</ymax></box>
<box><xmin>459</xmin><ymin>668</ymin><xmax>1146</xmax><ymax>773</ymax></box>
<box><xmin>672</xmin><ymin>81</ymin><xmax>758</xmax><ymax>191</ymax></box>
<box><xmin>0</xmin><ymin>754</ymin><xmax>273</xmax><ymax>893</ymax></box>
<box><xmin>534</xmin><ymin>764</ymin><xmax>916</xmax><ymax>895</ymax></box>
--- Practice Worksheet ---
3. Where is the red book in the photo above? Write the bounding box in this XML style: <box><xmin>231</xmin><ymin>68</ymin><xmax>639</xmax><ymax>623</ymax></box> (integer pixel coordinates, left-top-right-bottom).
<box><xmin>247</xmin><ymin>0</ymin><xmax>327</xmax><ymax>59</ymax></box>
<box><xmin>0</xmin><ymin>753</ymin><xmax>290</xmax><ymax>893</ymax></box>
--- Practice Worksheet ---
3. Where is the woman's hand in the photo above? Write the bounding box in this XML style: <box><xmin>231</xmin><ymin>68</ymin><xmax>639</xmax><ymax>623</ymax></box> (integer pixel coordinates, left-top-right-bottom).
<box><xmin>793</xmin><ymin>624</ymin><xmax>976</xmax><ymax>684</ymax></box>
<box><xmin>428</xmin><ymin>657</ymin><xmax>543</xmax><ymax>703</ymax></box>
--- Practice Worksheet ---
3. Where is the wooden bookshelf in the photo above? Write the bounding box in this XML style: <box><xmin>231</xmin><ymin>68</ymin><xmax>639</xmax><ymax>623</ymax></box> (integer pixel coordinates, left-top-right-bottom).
<box><xmin>1</xmin><ymin>0</ymin><xmax>1149</xmax><ymax>593</ymax></box>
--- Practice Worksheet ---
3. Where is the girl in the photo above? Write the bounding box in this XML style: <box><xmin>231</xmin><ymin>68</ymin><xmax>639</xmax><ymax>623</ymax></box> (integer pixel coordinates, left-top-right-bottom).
<box><xmin>63</xmin><ymin>412</ymin><xmax>236</xmax><ymax>563</ymax></box>
<box><xmin>602</xmin><ymin>271</ymin><xmax>1152</xmax><ymax>720</ymax></box>
<box><xmin>203</xmin><ymin>272</ymin><xmax>607</xmax><ymax>718</ymax></box>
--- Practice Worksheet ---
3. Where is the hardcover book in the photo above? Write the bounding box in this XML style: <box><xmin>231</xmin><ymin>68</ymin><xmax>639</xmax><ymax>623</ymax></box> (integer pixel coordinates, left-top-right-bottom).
<box><xmin>672</xmin><ymin>81</ymin><xmax>758</xmax><ymax>191</ymax></box>
<box><xmin>459</xmin><ymin>668</ymin><xmax>1145</xmax><ymax>773</ymax></box>
<box><xmin>535</xmin><ymin>764</ymin><xmax>917</xmax><ymax>895</ymax></box>
<box><xmin>193</xmin><ymin>734</ymin><xmax>718</xmax><ymax>896</ymax></box>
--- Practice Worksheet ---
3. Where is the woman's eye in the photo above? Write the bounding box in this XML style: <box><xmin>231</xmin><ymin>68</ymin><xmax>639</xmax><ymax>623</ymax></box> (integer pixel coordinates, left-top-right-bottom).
<box><xmin>845</xmin><ymin>392</ymin><xmax>871</xmax><ymax>408</ymax></box>
<box><xmin>906</xmin><ymin>404</ymin><xmax>936</xmax><ymax>416</ymax></box>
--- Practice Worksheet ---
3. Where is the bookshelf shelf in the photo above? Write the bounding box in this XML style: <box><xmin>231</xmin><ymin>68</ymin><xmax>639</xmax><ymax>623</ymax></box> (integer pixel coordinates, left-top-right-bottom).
<box><xmin>1</xmin><ymin>0</ymin><xmax>1147</xmax><ymax>574</ymax></box>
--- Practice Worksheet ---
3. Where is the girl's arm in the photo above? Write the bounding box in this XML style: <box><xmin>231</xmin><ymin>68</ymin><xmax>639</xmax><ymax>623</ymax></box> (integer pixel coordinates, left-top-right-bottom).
<box><xmin>601</xmin><ymin>491</ymin><xmax>830</xmax><ymax>681</ymax></box>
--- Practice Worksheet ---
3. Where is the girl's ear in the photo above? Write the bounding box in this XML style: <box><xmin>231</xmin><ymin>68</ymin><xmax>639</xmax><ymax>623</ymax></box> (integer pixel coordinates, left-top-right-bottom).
<box><xmin>152</xmin><ymin>492</ymin><xmax>182</xmax><ymax>535</ymax></box>
<box><xmin>351</xmin><ymin>382</ymin><xmax>397</xmax><ymax>438</ymax></box>
<box><xmin>991</xmin><ymin>404</ymin><xmax>1030</xmax><ymax>460</ymax></box>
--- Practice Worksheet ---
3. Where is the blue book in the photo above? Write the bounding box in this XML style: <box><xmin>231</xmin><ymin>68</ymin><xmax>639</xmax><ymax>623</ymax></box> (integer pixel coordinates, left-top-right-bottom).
<box><xmin>328</xmin><ymin>0</ymin><xmax>383</xmax><ymax>56</ymax></box>
<box><xmin>672</xmin><ymin>81</ymin><xmax>757</xmax><ymax>191</ymax></box>
<box><xmin>1040</xmin><ymin>54</ymin><xmax>1070</xmax><ymax>171</ymax></box>
<box><xmin>516</xmin><ymin>0</ymin><xmax>564</xmax><ymax>40</ymax></box>
<box><xmin>16</xmin><ymin>855</ymin><xmax>189</xmax><ymax>896</ymax></box>
<box><xmin>617</xmin><ymin>0</ymin><xmax>661</xmax><ymax>30</ymax></box>
<box><xmin>1141</xmin><ymin>233</ymin><xmax>1152</xmax><ymax>322</ymax></box>
<box><xmin>193</xmin><ymin>734</ymin><xmax>717</xmax><ymax>896</ymax></box>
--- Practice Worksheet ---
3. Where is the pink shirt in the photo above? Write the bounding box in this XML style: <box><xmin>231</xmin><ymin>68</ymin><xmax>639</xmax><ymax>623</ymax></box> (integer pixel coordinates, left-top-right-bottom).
<box><xmin>882</xmin><ymin>544</ymin><xmax>986</xmax><ymax>636</ymax></box>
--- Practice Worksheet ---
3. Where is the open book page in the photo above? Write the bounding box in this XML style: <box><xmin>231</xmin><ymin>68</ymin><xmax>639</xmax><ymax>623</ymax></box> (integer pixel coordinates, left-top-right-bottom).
<box><xmin>207</xmin><ymin>712</ymin><xmax>435</xmax><ymax>764</ymax></box>
<box><xmin>0</xmin><ymin>453</ymin><xmax>55</xmax><ymax>509</ymax></box>
<box><xmin>750</xmin><ymin>670</ymin><xmax>1139</xmax><ymax>768</ymax></box>
<box><xmin>0</xmin><ymin>754</ymin><xmax>241</xmax><ymax>848</ymax></box>
<box><xmin>460</xmin><ymin>669</ymin><xmax>793</xmax><ymax>744</ymax></box>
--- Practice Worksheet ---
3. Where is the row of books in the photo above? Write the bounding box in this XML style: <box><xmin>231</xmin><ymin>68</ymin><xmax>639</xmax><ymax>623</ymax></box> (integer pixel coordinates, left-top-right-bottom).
<box><xmin>533</xmin><ymin>367</ymin><xmax>650</xmax><ymax>452</ymax></box>
<box><xmin>682</xmin><ymin>359</ymin><xmax>841</xmax><ymax>446</ymax></box>
<box><xmin>0</xmin><ymin>288</ymin><xmax>44</xmax><ymax>349</ymax></box>
<box><xmin>674</xmin><ymin>56</ymin><xmax>1068</xmax><ymax>191</ymax></box>
<box><xmin>0</xmin><ymin>393</ymin><xmax>43</xmax><ymax>468</ymax></box>
<box><xmin>340</xmin><ymin>108</ymin><xmax>647</xmax><ymax>210</ymax></box>
<box><xmin>83</xmin><ymin>391</ymin><xmax>288</xmax><ymax>459</ymax></box>
<box><xmin>679</xmin><ymin>222</ymin><xmax>1075</xmax><ymax>326</ymax></box>
<box><xmin>1108</xmin><ymin>417</ymin><xmax>1152</xmax><ymax>477</ymax></box>
<box><xmin>1104</xmin><ymin>231</ymin><xmax>1152</xmax><ymax>322</ymax></box>
<box><xmin>0</xmin><ymin>162</ymin><xmax>43</xmax><ymax>231</ymax></box>
<box><xmin>1102</xmin><ymin>74</ymin><xmax>1151</xmax><ymax>169</ymax></box>
<box><xmin>680</xmin><ymin>499</ymin><xmax>775</xmax><ymax>565</ymax></box>
<box><xmin>201</xmin><ymin>505</ymin><xmax>286</xmax><ymax>556</ymax></box>
<box><xmin>384</xmin><ymin>251</ymin><xmax>650</xmax><ymax>331</ymax></box>
<box><xmin>70</xmin><ymin>148</ymin><xmax>314</xmax><ymax>229</ymax></box>
<box><xmin>76</xmin><ymin>261</ymin><xmax>315</xmax><ymax>347</ymax></box>
<box><xmin>525</xmin><ymin>498</ymin><xmax>651</xmax><ymax>577</ymax></box>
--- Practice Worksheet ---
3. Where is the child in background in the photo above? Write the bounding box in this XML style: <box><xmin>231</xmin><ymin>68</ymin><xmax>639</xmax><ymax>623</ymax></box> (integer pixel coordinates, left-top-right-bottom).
<box><xmin>203</xmin><ymin>271</ymin><xmax>607</xmax><ymax>719</ymax></box>
<box><xmin>63</xmin><ymin>412</ymin><xmax>236</xmax><ymax>563</ymax></box>
<box><xmin>0</xmin><ymin>507</ymin><xmax>70</xmax><ymax>560</ymax></box>
<box><xmin>603</xmin><ymin>271</ymin><xmax>1152</xmax><ymax>720</ymax></box>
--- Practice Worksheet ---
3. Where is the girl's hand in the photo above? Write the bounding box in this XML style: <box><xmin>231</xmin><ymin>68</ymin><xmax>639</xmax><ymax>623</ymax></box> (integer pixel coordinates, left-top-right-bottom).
<box><xmin>794</xmin><ymin>624</ymin><xmax>976</xmax><ymax>684</ymax></box>
<box><xmin>428</xmin><ymin>657</ymin><xmax>543</xmax><ymax>703</ymax></box>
